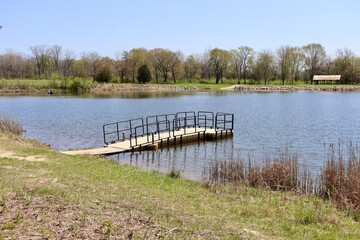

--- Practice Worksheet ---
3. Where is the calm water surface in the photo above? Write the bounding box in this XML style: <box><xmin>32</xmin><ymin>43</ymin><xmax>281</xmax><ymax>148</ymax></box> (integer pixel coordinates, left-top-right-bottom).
<box><xmin>1</xmin><ymin>91</ymin><xmax>359</xmax><ymax>180</ymax></box>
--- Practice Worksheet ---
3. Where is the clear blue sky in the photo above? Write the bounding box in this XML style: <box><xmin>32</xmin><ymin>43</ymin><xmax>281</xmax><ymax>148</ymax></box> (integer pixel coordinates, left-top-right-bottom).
<box><xmin>1</xmin><ymin>0</ymin><xmax>359</xmax><ymax>58</ymax></box>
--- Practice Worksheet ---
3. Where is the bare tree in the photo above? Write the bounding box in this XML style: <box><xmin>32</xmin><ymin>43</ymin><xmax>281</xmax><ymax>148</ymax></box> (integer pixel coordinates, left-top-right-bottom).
<box><xmin>333</xmin><ymin>48</ymin><xmax>354</xmax><ymax>83</ymax></box>
<box><xmin>183</xmin><ymin>54</ymin><xmax>201</xmax><ymax>80</ymax></box>
<box><xmin>150</xmin><ymin>48</ymin><xmax>176</xmax><ymax>83</ymax></box>
<box><xmin>23</xmin><ymin>58</ymin><xmax>35</xmax><ymax>78</ymax></box>
<box><xmin>351</xmin><ymin>57</ymin><xmax>360</xmax><ymax>84</ymax></box>
<box><xmin>169</xmin><ymin>51</ymin><xmax>183</xmax><ymax>83</ymax></box>
<box><xmin>254</xmin><ymin>50</ymin><xmax>275</xmax><ymax>85</ymax></box>
<box><xmin>289</xmin><ymin>47</ymin><xmax>305</xmax><ymax>82</ymax></box>
<box><xmin>200</xmin><ymin>49</ymin><xmax>211</xmax><ymax>80</ymax></box>
<box><xmin>303</xmin><ymin>43</ymin><xmax>326</xmax><ymax>84</ymax></box>
<box><xmin>49</xmin><ymin>45</ymin><xmax>62</xmax><ymax>73</ymax></box>
<box><xmin>230</xmin><ymin>49</ymin><xmax>242</xmax><ymax>84</ymax></box>
<box><xmin>237</xmin><ymin>46</ymin><xmax>254</xmax><ymax>84</ymax></box>
<box><xmin>60</xmin><ymin>50</ymin><xmax>76</xmax><ymax>80</ymax></box>
<box><xmin>277</xmin><ymin>45</ymin><xmax>292</xmax><ymax>85</ymax></box>
<box><xmin>29</xmin><ymin>44</ymin><xmax>50</xmax><ymax>77</ymax></box>
<box><xmin>148</xmin><ymin>50</ymin><xmax>160</xmax><ymax>83</ymax></box>
<box><xmin>81</xmin><ymin>51</ymin><xmax>101</xmax><ymax>78</ymax></box>
<box><xmin>0</xmin><ymin>49</ymin><xmax>25</xmax><ymax>78</ymax></box>
<box><xmin>324</xmin><ymin>55</ymin><xmax>333</xmax><ymax>75</ymax></box>
<box><xmin>113</xmin><ymin>51</ymin><xmax>128</xmax><ymax>82</ymax></box>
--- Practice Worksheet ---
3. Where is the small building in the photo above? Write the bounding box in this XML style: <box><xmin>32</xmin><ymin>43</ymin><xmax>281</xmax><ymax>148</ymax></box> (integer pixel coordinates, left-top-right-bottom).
<box><xmin>313</xmin><ymin>75</ymin><xmax>341</xmax><ymax>84</ymax></box>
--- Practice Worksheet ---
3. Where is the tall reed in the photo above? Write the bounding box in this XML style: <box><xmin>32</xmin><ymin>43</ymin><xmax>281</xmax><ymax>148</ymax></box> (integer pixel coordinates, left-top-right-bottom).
<box><xmin>205</xmin><ymin>151</ymin><xmax>312</xmax><ymax>193</ymax></box>
<box><xmin>204</xmin><ymin>143</ymin><xmax>360</xmax><ymax>214</ymax></box>
<box><xmin>319</xmin><ymin>143</ymin><xmax>360</xmax><ymax>212</ymax></box>
<box><xmin>249</xmin><ymin>154</ymin><xmax>299</xmax><ymax>191</ymax></box>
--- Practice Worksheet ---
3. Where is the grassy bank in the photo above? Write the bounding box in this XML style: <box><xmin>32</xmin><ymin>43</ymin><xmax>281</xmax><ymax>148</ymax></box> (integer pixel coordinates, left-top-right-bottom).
<box><xmin>0</xmin><ymin>79</ymin><xmax>60</xmax><ymax>90</ymax></box>
<box><xmin>1</xmin><ymin>134</ymin><xmax>360</xmax><ymax>239</ymax></box>
<box><xmin>0</xmin><ymin>78</ymin><xmax>94</xmax><ymax>93</ymax></box>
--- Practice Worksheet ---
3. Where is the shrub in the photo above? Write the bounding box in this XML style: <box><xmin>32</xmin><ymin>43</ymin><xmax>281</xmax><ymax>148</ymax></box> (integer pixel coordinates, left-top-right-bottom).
<box><xmin>167</xmin><ymin>168</ymin><xmax>181</xmax><ymax>179</ymax></box>
<box><xmin>69</xmin><ymin>77</ymin><xmax>83</xmax><ymax>92</ymax></box>
<box><xmin>0</xmin><ymin>117</ymin><xmax>24</xmax><ymax>135</ymax></box>
<box><xmin>62</xmin><ymin>77</ymin><xmax>94</xmax><ymax>92</ymax></box>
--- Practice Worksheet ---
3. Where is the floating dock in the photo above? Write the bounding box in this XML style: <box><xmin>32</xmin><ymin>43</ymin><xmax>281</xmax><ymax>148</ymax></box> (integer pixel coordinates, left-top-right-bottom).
<box><xmin>62</xmin><ymin>111</ymin><xmax>234</xmax><ymax>156</ymax></box>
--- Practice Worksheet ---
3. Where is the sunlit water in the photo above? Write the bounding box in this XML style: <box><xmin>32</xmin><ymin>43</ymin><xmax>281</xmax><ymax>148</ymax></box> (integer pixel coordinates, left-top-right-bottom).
<box><xmin>1</xmin><ymin>91</ymin><xmax>359</xmax><ymax>180</ymax></box>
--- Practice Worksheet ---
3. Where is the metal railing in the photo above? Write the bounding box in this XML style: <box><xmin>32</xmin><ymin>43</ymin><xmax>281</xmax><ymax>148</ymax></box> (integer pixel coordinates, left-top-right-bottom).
<box><xmin>103</xmin><ymin>111</ymin><xmax>234</xmax><ymax>147</ymax></box>
<box><xmin>130</xmin><ymin>120</ymin><xmax>171</xmax><ymax>147</ymax></box>
<box><xmin>215</xmin><ymin>112</ymin><xmax>234</xmax><ymax>131</ymax></box>
<box><xmin>146</xmin><ymin>113</ymin><xmax>175</xmax><ymax>134</ymax></box>
<box><xmin>174</xmin><ymin>111</ymin><xmax>196</xmax><ymax>129</ymax></box>
<box><xmin>103</xmin><ymin>118</ymin><xmax>143</xmax><ymax>145</ymax></box>
<box><xmin>172</xmin><ymin>115</ymin><xmax>206</xmax><ymax>137</ymax></box>
<box><xmin>197</xmin><ymin>111</ymin><xmax>214</xmax><ymax>129</ymax></box>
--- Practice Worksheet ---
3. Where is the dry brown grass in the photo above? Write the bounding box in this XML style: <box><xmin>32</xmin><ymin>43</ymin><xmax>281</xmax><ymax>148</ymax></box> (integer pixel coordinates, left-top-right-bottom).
<box><xmin>206</xmin><ymin>159</ymin><xmax>246</xmax><ymax>185</ymax></box>
<box><xmin>248</xmin><ymin>154</ymin><xmax>299</xmax><ymax>191</ymax></box>
<box><xmin>319</xmin><ymin>143</ymin><xmax>360</xmax><ymax>213</ymax></box>
<box><xmin>205</xmin><ymin>143</ymin><xmax>360</xmax><ymax>216</ymax></box>
<box><xmin>0</xmin><ymin>117</ymin><xmax>24</xmax><ymax>135</ymax></box>
<box><xmin>0</xmin><ymin>189</ymin><xmax>163</xmax><ymax>239</ymax></box>
<box><xmin>205</xmin><ymin>152</ymin><xmax>312</xmax><ymax>193</ymax></box>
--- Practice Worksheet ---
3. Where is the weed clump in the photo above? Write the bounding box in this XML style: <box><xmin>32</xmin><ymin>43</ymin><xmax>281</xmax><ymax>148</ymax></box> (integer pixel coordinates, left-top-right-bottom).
<box><xmin>167</xmin><ymin>169</ymin><xmax>181</xmax><ymax>179</ymax></box>
<box><xmin>0</xmin><ymin>117</ymin><xmax>24</xmax><ymax>135</ymax></box>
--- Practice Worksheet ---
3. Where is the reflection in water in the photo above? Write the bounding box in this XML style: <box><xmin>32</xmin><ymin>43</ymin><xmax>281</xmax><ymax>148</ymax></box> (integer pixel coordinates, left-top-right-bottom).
<box><xmin>0</xmin><ymin>90</ymin><xmax>193</xmax><ymax>99</ymax></box>
<box><xmin>108</xmin><ymin>139</ymin><xmax>235</xmax><ymax>181</ymax></box>
<box><xmin>88</xmin><ymin>91</ymin><xmax>195</xmax><ymax>99</ymax></box>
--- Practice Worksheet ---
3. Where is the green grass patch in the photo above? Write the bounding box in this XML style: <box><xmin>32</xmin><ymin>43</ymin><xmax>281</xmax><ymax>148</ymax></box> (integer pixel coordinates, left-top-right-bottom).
<box><xmin>1</xmin><ymin>134</ymin><xmax>360</xmax><ymax>239</ymax></box>
<box><xmin>0</xmin><ymin>79</ymin><xmax>61</xmax><ymax>89</ymax></box>
<box><xmin>0</xmin><ymin>78</ymin><xmax>96</xmax><ymax>93</ymax></box>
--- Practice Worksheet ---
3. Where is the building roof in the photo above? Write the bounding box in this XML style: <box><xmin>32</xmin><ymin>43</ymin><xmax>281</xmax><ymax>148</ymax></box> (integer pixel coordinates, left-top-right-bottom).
<box><xmin>313</xmin><ymin>75</ymin><xmax>341</xmax><ymax>81</ymax></box>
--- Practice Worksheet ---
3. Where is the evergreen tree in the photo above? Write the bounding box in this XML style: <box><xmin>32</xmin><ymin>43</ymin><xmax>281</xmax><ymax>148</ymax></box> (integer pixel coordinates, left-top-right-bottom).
<box><xmin>137</xmin><ymin>64</ymin><xmax>152</xmax><ymax>84</ymax></box>
<box><xmin>94</xmin><ymin>66</ymin><xmax>112</xmax><ymax>83</ymax></box>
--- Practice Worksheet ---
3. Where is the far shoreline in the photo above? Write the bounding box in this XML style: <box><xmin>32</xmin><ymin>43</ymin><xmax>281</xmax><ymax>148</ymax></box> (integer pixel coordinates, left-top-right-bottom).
<box><xmin>228</xmin><ymin>84</ymin><xmax>360</xmax><ymax>92</ymax></box>
<box><xmin>1</xmin><ymin>83</ymin><xmax>360</xmax><ymax>94</ymax></box>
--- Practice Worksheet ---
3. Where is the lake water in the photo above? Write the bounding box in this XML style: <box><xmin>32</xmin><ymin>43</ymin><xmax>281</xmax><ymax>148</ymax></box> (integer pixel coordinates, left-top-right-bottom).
<box><xmin>1</xmin><ymin>91</ymin><xmax>359</xmax><ymax>180</ymax></box>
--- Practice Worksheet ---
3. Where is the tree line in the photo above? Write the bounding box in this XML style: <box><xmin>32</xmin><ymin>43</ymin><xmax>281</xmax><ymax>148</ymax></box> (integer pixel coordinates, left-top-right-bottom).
<box><xmin>1</xmin><ymin>43</ymin><xmax>360</xmax><ymax>85</ymax></box>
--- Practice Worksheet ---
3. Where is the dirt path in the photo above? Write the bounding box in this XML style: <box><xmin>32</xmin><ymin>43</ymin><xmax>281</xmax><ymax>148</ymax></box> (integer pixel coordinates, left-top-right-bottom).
<box><xmin>0</xmin><ymin>150</ymin><xmax>46</xmax><ymax>162</ymax></box>
<box><xmin>220</xmin><ymin>85</ymin><xmax>236</xmax><ymax>91</ymax></box>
